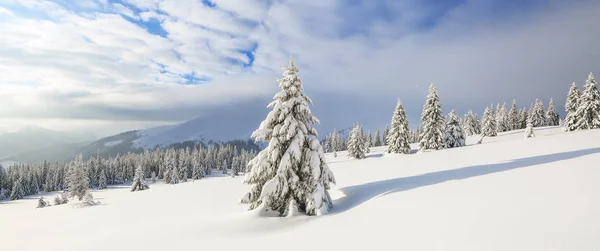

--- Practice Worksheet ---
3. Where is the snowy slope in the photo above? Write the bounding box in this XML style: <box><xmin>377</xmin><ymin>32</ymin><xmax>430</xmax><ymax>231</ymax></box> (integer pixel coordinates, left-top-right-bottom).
<box><xmin>1</xmin><ymin>126</ymin><xmax>599</xmax><ymax>251</ymax></box>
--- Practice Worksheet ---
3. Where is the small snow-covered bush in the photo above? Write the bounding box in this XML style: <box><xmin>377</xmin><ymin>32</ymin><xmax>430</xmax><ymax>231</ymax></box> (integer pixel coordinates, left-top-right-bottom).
<box><xmin>80</xmin><ymin>191</ymin><xmax>99</xmax><ymax>207</ymax></box>
<box><xmin>37</xmin><ymin>197</ymin><xmax>49</xmax><ymax>208</ymax></box>
<box><xmin>54</xmin><ymin>193</ymin><xmax>69</xmax><ymax>205</ymax></box>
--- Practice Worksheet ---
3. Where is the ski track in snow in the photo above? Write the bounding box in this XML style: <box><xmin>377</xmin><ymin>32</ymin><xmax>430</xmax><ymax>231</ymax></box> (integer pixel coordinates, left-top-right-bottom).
<box><xmin>1</xmin><ymin>126</ymin><xmax>600</xmax><ymax>251</ymax></box>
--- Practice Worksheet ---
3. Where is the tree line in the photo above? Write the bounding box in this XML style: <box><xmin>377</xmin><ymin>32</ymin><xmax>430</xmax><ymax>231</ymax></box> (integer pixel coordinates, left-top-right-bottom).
<box><xmin>0</xmin><ymin>142</ymin><xmax>258</xmax><ymax>202</ymax></box>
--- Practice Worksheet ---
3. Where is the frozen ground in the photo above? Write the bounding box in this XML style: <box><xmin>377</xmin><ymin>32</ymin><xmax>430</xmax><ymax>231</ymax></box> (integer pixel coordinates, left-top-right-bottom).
<box><xmin>1</xmin><ymin>126</ymin><xmax>599</xmax><ymax>251</ymax></box>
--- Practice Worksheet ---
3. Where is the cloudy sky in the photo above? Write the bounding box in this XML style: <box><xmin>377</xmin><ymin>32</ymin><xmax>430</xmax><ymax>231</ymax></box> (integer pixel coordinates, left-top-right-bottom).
<box><xmin>0</xmin><ymin>0</ymin><xmax>599</xmax><ymax>138</ymax></box>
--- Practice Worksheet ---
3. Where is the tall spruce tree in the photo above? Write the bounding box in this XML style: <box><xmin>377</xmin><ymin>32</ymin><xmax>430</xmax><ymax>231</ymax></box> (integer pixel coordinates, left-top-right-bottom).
<box><xmin>374</xmin><ymin>129</ymin><xmax>382</xmax><ymax>147</ymax></box>
<box><xmin>463</xmin><ymin>110</ymin><xmax>476</xmax><ymax>136</ymax></box>
<box><xmin>418</xmin><ymin>84</ymin><xmax>446</xmax><ymax>151</ymax></box>
<box><xmin>366</xmin><ymin>130</ymin><xmax>373</xmax><ymax>150</ymax></box>
<box><xmin>387</xmin><ymin>100</ymin><xmax>411</xmax><ymax>154</ymax></box>
<box><xmin>529</xmin><ymin>99</ymin><xmax>547</xmax><ymax>127</ymax></box>
<box><xmin>482</xmin><ymin>106</ymin><xmax>498</xmax><ymax>137</ymax></box>
<box><xmin>347</xmin><ymin>124</ymin><xmax>366</xmax><ymax>159</ymax></box>
<box><xmin>473</xmin><ymin>113</ymin><xmax>482</xmax><ymax>134</ymax></box>
<box><xmin>383</xmin><ymin>124</ymin><xmax>390</xmax><ymax>146</ymax></box>
<box><xmin>564</xmin><ymin>82</ymin><xmax>581</xmax><ymax>131</ymax></box>
<box><xmin>546</xmin><ymin>98</ymin><xmax>560</xmax><ymax>126</ymax></box>
<box><xmin>444</xmin><ymin>110</ymin><xmax>466</xmax><ymax>148</ymax></box>
<box><xmin>98</xmin><ymin>169</ymin><xmax>107</xmax><ymax>190</ymax></box>
<box><xmin>240</xmin><ymin>59</ymin><xmax>336</xmax><ymax>216</ymax></box>
<box><xmin>66</xmin><ymin>154</ymin><xmax>89</xmax><ymax>201</ymax></box>
<box><xmin>496</xmin><ymin>103</ymin><xmax>509</xmax><ymax>132</ymax></box>
<box><xmin>509</xmin><ymin>99</ymin><xmax>518</xmax><ymax>130</ymax></box>
<box><xmin>362</xmin><ymin>127</ymin><xmax>371</xmax><ymax>154</ymax></box>
<box><xmin>519</xmin><ymin>107</ymin><xmax>528</xmax><ymax>129</ymax></box>
<box><xmin>574</xmin><ymin>72</ymin><xmax>600</xmax><ymax>130</ymax></box>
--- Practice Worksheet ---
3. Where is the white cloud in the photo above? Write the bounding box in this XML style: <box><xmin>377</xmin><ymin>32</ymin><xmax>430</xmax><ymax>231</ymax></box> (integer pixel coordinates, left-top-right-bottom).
<box><xmin>0</xmin><ymin>0</ymin><xmax>599</xmax><ymax>135</ymax></box>
<box><xmin>123</xmin><ymin>0</ymin><xmax>160</xmax><ymax>11</ymax></box>
<box><xmin>111</xmin><ymin>3</ymin><xmax>138</xmax><ymax>20</ymax></box>
<box><xmin>139</xmin><ymin>10</ymin><xmax>167</xmax><ymax>22</ymax></box>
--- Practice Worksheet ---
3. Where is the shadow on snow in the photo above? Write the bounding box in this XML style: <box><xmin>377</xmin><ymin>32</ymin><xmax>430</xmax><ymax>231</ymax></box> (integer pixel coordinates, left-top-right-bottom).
<box><xmin>329</xmin><ymin>147</ymin><xmax>600</xmax><ymax>215</ymax></box>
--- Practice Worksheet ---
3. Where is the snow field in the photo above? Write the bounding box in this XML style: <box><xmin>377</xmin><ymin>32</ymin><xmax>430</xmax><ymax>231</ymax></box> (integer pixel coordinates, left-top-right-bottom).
<box><xmin>1</xmin><ymin>126</ymin><xmax>599</xmax><ymax>251</ymax></box>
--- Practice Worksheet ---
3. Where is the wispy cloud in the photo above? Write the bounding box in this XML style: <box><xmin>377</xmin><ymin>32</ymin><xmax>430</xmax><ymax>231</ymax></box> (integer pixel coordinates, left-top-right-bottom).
<box><xmin>0</xmin><ymin>0</ymin><xmax>599</xmax><ymax>136</ymax></box>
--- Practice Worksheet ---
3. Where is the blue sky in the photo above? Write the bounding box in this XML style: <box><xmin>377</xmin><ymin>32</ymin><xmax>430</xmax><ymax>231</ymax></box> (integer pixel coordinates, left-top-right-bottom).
<box><xmin>0</xmin><ymin>0</ymin><xmax>599</xmax><ymax>137</ymax></box>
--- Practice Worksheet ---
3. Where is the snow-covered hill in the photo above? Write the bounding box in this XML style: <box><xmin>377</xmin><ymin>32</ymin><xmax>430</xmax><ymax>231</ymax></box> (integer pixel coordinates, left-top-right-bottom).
<box><xmin>1</xmin><ymin>126</ymin><xmax>599</xmax><ymax>251</ymax></box>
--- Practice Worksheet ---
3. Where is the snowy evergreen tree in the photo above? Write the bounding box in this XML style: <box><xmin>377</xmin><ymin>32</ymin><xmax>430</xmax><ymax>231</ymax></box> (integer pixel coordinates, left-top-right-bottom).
<box><xmin>66</xmin><ymin>154</ymin><xmax>89</xmax><ymax>201</ymax></box>
<box><xmin>519</xmin><ymin>107</ymin><xmax>528</xmax><ymax>129</ymax></box>
<box><xmin>347</xmin><ymin>124</ymin><xmax>366</xmax><ymax>159</ymax></box>
<box><xmin>474</xmin><ymin>113</ymin><xmax>482</xmax><ymax>134</ymax></box>
<box><xmin>564</xmin><ymin>82</ymin><xmax>581</xmax><ymax>132</ymax></box>
<box><xmin>361</xmin><ymin>126</ymin><xmax>370</xmax><ymax>154</ymax></box>
<box><xmin>374</xmin><ymin>129</ymin><xmax>382</xmax><ymax>147</ymax></box>
<box><xmin>444</xmin><ymin>110</ymin><xmax>466</xmax><ymax>148</ymax></box>
<box><xmin>463</xmin><ymin>110</ymin><xmax>476</xmax><ymax>136</ymax></box>
<box><xmin>366</xmin><ymin>130</ymin><xmax>373</xmax><ymax>150</ymax></box>
<box><xmin>131</xmin><ymin>165</ymin><xmax>149</xmax><ymax>192</ymax></box>
<box><xmin>9</xmin><ymin>178</ymin><xmax>24</xmax><ymax>200</ymax></box>
<box><xmin>383</xmin><ymin>124</ymin><xmax>390</xmax><ymax>146</ymax></box>
<box><xmin>574</xmin><ymin>73</ymin><xmax>600</xmax><ymax>130</ymax></box>
<box><xmin>496</xmin><ymin>103</ymin><xmax>509</xmax><ymax>132</ymax></box>
<box><xmin>387</xmin><ymin>100</ymin><xmax>411</xmax><ymax>154</ymax></box>
<box><xmin>509</xmin><ymin>99</ymin><xmax>518</xmax><ymax>130</ymax></box>
<box><xmin>529</xmin><ymin>99</ymin><xmax>547</xmax><ymax>127</ymax></box>
<box><xmin>240</xmin><ymin>59</ymin><xmax>336</xmax><ymax>216</ymax></box>
<box><xmin>98</xmin><ymin>169</ymin><xmax>107</xmax><ymax>190</ymax></box>
<box><xmin>546</xmin><ymin>98</ymin><xmax>559</xmax><ymax>126</ymax></box>
<box><xmin>418</xmin><ymin>84</ymin><xmax>446</xmax><ymax>151</ymax></box>
<box><xmin>524</xmin><ymin>119</ymin><xmax>535</xmax><ymax>138</ymax></box>
<box><xmin>482</xmin><ymin>106</ymin><xmax>498</xmax><ymax>137</ymax></box>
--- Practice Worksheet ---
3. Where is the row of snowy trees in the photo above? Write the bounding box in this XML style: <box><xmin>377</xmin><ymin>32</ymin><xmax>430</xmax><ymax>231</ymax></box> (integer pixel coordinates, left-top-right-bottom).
<box><xmin>324</xmin><ymin>97</ymin><xmax>560</xmax><ymax>157</ymax></box>
<box><xmin>327</xmin><ymin>84</ymin><xmax>562</xmax><ymax>159</ymax></box>
<box><xmin>0</xmin><ymin>143</ymin><xmax>257</xmax><ymax>201</ymax></box>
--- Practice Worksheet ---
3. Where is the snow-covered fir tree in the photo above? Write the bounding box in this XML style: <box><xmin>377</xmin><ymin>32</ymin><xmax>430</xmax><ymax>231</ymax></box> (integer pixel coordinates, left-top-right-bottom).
<box><xmin>496</xmin><ymin>103</ymin><xmax>509</xmax><ymax>132</ymax></box>
<box><xmin>546</xmin><ymin>98</ymin><xmax>560</xmax><ymax>126</ymax></box>
<box><xmin>366</xmin><ymin>130</ymin><xmax>373</xmax><ymax>150</ymax></box>
<box><xmin>444</xmin><ymin>110</ymin><xmax>466</xmax><ymax>148</ymax></box>
<box><xmin>361</xmin><ymin>126</ymin><xmax>370</xmax><ymax>154</ymax></box>
<box><xmin>529</xmin><ymin>99</ymin><xmax>547</xmax><ymax>127</ymax></box>
<box><xmin>9</xmin><ymin>178</ymin><xmax>24</xmax><ymax>200</ymax></box>
<box><xmin>564</xmin><ymin>82</ymin><xmax>581</xmax><ymax>132</ymax></box>
<box><xmin>474</xmin><ymin>113</ymin><xmax>482</xmax><ymax>134</ymax></box>
<box><xmin>509</xmin><ymin>99</ymin><xmax>519</xmax><ymax>130</ymax></box>
<box><xmin>240</xmin><ymin>59</ymin><xmax>336</xmax><ymax>216</ymax></box>
<box><xmin>98</xmin><ymin>169</ymin><xmax>107</xmax><ymax>190</ymax></box>
<box><xmin>374</xmin><ymin>129</ymin><xmax>382</xmax><ymax>147</ymax></box>
<box><xmin>519</xmin><ymin>107</ymin><xmax>528</xmax><ymax>129</ymax></box>
<box><xmin>418</xmin><ymin>84</ymin><xmax>446</xmax><ymax>151</ymax></box>
<box><xmin>347</xmin><ymin>123</ymin><xmax>366</xmax><ymax>159</ymax></box>
<box><xmin>482</xmin><ymin>106</ymin><xmax>498</xmax><ymax>137</ymax></box>
<box><xmin>524</xmin><ymin>119</ymin><xmax>535</xmax><ymax>138</ymax></box>
<box><xmin>130</xmin><ymin>165</ymin><xmax>149</xmax><ymax>192</ymax></box>
<box><xmin>383</xmin><ymin>124</ymin><xmax>390</xmax><ymax>146</ymax></box>
<box><xmin>66</xmin><ymin>154</ymin><xmax>90</xmax><ymax>201</ymax></box>
<box><xmin>463</xmin><ymin>110</ymin><xmax>476</xmax><ymax>136</ymax></box>
<box><xmin>387</xmin><ymin>99</ymin><xmax>411</xmax><ymax>154</ymax></box>
<box><xmin>574</xmin><ymin>72</ymin><xmax>600</xmax><ymax>130</ymax></box>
